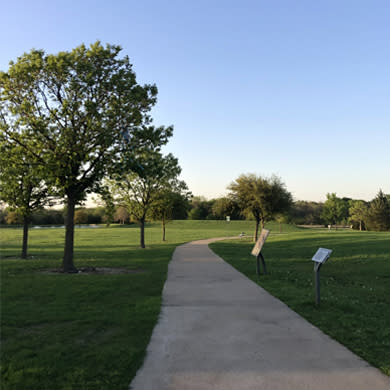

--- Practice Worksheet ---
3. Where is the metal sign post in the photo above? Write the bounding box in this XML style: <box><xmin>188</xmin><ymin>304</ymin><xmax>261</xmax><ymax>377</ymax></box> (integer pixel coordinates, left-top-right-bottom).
<box><xmin>251</xmin><ymin>229</ymin><xmax>270</xmax><ymax>276</ymax></box>
<box><xmin>256</xmin><ymin>252</ymin><xmax>267</xmax><ymax>275</ymax></box>
<box><xmin>311</xmin><ymin>248</ymin><xmax>332</xmax><ymax>305</ymax></box>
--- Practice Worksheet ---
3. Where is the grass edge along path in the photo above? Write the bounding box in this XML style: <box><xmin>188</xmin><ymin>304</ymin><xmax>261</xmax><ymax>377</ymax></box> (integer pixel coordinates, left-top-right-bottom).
<box><xmin>210</xmin><ymin>229</ymin><xmax>390</xmax><ymax>377</ymax></box>
<box><xmin>1</xmin><ymin>220</ymin><xmax>296</xmax><ymax>389</ymax></box>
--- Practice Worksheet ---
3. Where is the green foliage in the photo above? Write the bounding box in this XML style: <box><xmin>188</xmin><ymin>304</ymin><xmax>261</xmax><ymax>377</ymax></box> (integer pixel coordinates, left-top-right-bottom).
<box><xmin>30</xmin><ymin>209</ymin><xmax>64</xmax><ymax>225</ymax></box>
<box><xmin>289</xmin><ymin>200</ymin><xmax>324</xmax><ymax>225</ymax></box>
<box><xmin>365</xmin><ymin>190</ymin><xmax>390</xmax><ymax>231</ymax></box>
<box><xmin>151</xmin><ymin>190</ymin><xmax>191</xmax><ymax>241</ymax></box>
<box><xmin>169</xmin><ymin>193</ymin><xmax>191</xmax><ymax>220</ymax></box>
<box><xmin>0</xmin><ymin>41</ymin><xmax>169</xmax><ymax>270</ymax></box>
<box><xmin>211</xmin><ymin>196</ymin><xmax>242</xmax><ymax>220</ymax></box>
<box><xmin>114</xmin><ymin>206</ymin><xmax>130</xmax><ymax>224</ymax></box>
<box><xmin>4</xmin><ymin>210</ymin><xmax>23</xmax><ymax>225</ymax></box>
<box><xmin>0</xmin><ymin>144</ymin><xmax>51</xmax><ymax>218</ymax></box>
<box><xmin>349</xmin><ymin>200</ymin><xmax>369</xmax><ymax>231</ymax></box>
<box><xmin>74</xmin><ymin>209</ymin><xmax>88</xmax><ymax>225</ymax></box>
<box><xmin>110</xmin><ymin>147</ymin><xmax>184</xmax><ymax>247</ymax></box>
<box><xmin>98</xmin><ymin>187</ymin><xmax>116</xmax><ymax>226</ymax></box>
<box><xmin>188</xmin><ymin>196</ymin><xmax>213</xmax><ymax>220</ymax></box>
<box><xmin>1</xmin><ymin>42</ymin><xmax>159</xmax><ymax>201</ymax></box>
<box><xmin>0</xmin><ymin>142</ymin><xmax>53</xmax><ymax>256</ymax></box>
<box><xmin>228</xmin><ymin>173</ymin><xmax>292</xmax><ymax>239</ymax></box>
<box><xmin>150</xmin><ymin>189</ymin><xmax>190</xmax><ymax>231</ymax></box>
<box><xmin>321</xmin><ymin>193</ymin><xmax>349</xmax><ymax>225</ymax></box>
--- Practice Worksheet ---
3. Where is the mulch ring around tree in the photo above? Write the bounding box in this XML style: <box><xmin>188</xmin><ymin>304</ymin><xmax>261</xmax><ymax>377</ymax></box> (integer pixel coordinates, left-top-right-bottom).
<box><xmin>39</xmin><ymin>267</ymin><xmax>145</xmax><ymax>275</ymax></box>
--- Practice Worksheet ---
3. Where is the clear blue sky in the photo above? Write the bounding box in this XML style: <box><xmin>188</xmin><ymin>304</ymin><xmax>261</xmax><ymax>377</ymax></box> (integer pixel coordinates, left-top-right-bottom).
<box><xmin>1</xmin><ymin>0</ymin><xmax>389</xmax><ymax>202</ymax></box>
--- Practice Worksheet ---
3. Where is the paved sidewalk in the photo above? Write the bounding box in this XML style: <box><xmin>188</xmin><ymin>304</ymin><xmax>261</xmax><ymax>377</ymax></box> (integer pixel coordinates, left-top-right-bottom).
<box><xmin>130</xmin><ymin>238</ymin><xmax>390</xmax><ymax>389</ymax></box>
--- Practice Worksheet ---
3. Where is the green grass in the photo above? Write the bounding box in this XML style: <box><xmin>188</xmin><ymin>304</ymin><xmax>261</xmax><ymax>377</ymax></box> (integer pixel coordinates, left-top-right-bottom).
<box><xmin>1</xmin><ymin>220</ymin><xmax>286</xmax><ymax>389</ymax></box>
<box><xmin>210</xmin><ymin>230</ymin><xmax>390</xmax><ymax>376</ymax></box>
<box><xmin>2</xmin><ymin>222</ymin><xmax>388</xmax><ymax>388</ymax></box>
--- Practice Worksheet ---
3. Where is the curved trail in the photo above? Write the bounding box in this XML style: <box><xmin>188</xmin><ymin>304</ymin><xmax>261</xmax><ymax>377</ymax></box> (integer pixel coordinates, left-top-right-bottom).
<box><xmin>130</xmin><ymin>238</ymin><xmax>390</xmax><ymax>389</ymax></box>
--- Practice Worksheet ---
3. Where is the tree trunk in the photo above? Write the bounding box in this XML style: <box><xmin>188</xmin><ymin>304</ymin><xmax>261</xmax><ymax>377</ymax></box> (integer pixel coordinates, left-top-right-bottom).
<box><xmin>21</xmin><ymin>215</ymin><xmax>29</xmax><ymax>259</ymax></box>
<box><xmin>254</xmin><ymin>218</ymin><xmax>260</xmax><ymax>241</ymax></box>
<box><xmin>359</xmin><ymin>220</ymin><xmax>362</xmax><ymax>231</ymax></box>
<box><xmin>140</xmin><ymin>218</ymin><xmax>146</xmax><ymax>248</ymax></box>
<box><xmin>162</xmin><ymin>218</ymin><xmax>166</xmax><ymax>241</ymax></box>
<box><xmin>62</xmin><ymin>196</ymin><xmax>78</xmax><ymax>273</ymax></box>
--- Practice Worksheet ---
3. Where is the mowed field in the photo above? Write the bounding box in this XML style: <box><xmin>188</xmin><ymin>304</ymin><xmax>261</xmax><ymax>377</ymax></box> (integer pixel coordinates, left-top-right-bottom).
<box><xmin>210</xmin><ymin>229</ymin><xmax>390</xmax><ymax>377</ymax></box>
<box><xmin>1</xmin><ymin>221</ymin><xmax>389</xmax><ymax>389</ymax></box>
<box><xmin>0</xmin><ymin>220</ymin><xmax>265</xmax><ymax>390</ymax></box>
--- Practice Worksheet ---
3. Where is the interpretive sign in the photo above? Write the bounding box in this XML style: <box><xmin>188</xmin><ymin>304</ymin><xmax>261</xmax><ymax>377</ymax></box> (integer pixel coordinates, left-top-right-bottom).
<box><xmin>251</xmin><ymin>229</ymin><xmax>270</xmax><ymax>257</ymax></box>
<box><xmin>311</xmin><ymin>247</ymin><xmax>333</xmax><ymax>305</ymax></box>
<box><xmin>250</xmin><ymin>229</ymin><xmax>270</xmax><ymax>276</ymax></box>
<box><xmin>312</xmin><ymin>248</ymin><xmax>332</xmax><ymax>264</ymax></box>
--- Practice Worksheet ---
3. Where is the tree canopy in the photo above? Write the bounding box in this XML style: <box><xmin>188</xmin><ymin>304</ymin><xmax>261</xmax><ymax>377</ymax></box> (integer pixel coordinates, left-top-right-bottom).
<box><xmin>321</xmin><ymin>193</ymin><xmax>349</xmax><ymax>226</ymax></box>
<box><xmin>366</xmin><ymin>190</ymin><xmax>390</xmax><ymax>231</ymax></box>
<box><xmin>109</xmin><ymin>147</ymin><xmax>186</xmax><ymax>248</ymax></box>
<box><xmin>0</xmin><ymin>42</ymin><xmax>171</xmax><ymax>271</ymax></box>
<box><xmin>348</xmin><ymin>200</ymin><xmax>368</xmax><ymax>231</ymax></box>
<box><xmin>0</xmin><ymin>142</ymin><xmax>52</xmax><ymax>258</ymax></box>
<box><xmin>228</xmin><ymin>173</ymin><xmax>292</xmax><ymax>240</ymax></box>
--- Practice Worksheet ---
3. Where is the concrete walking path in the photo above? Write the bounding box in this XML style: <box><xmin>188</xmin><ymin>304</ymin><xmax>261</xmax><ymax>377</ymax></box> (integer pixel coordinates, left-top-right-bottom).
<box><xmin>130</xmin><ymin>238</ymin><xmax>390</xmax><ymax>389</ymax></box>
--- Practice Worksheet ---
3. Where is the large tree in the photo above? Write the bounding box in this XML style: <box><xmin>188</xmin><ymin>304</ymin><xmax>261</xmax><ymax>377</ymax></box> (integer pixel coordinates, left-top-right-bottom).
<box><xmin>0</xmin><ymin>142</ymin><xmax>52</xmax><ymax>258</ymax></box>
<box><xmin>366</xmin><ymin>190</ymin><xmax>390</xmax><ymax>231</ymax></box>
<box><xmin>0</xmin><ymin>42</ymin><xmax>170</xmax><ymax>271</ymax></box>
<box><xmin>321</xmin><ymin>193</ymin><xmax>349</xmax><ymax>228</ymax></box>
<box><xmin>109</xmin><ymin>148</ymin><xmax>183</xmax><ymax>248</ymax></box>
<box><xmin>228</xmin><ymin>174</ymin><xmax>292</xmax><ymax>240</ymax></box>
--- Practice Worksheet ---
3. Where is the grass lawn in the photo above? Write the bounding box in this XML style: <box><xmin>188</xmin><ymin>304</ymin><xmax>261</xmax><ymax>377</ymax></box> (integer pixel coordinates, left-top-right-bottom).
<box><xmin>1</xmin><ymin>219</ymin><xmax>275</xmax><ymax>390</ymax></box>
<box><xmin>210</xmin><ymin>229</ymin><xmax>390</xmax><ymax>376</ymax></box>
<box><xmin>2</xmin><ymin>222</ymin><xmax>388</xmax><ymax>388</ymax></box>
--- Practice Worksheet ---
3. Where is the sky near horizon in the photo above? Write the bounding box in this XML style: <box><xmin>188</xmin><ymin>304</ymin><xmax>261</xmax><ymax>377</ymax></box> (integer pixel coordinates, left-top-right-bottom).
<box><xmin>1</xmin><ymin>0</ymin><xmax>389</xmax><ymax>202</ymax></box>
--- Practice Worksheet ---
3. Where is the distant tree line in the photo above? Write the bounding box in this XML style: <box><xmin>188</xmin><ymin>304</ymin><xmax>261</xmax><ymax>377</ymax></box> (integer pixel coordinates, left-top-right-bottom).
<box><xmin>187</xmin><ymin>189</ymin><xmax>390</xmax><ymax>232</ymax></box>
<box><xmin>2</xmin><ymin>188</ymin><xmax>389</xmax><ymax>234</ymax></box>
<box><xmin>0</xmin><ymin>199</ymin><xmax>190</xmax><ymax>227</ymax></box>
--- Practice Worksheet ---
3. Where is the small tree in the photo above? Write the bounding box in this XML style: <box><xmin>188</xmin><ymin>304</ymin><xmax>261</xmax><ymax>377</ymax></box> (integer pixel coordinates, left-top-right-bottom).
<box><xmin>99</xmin><ymin>187</ymin><xmax>116</xmax><ymax>227</ymax></box>
<box><xmin>321</xmin><ymin>193</ymin><xmax>349</xmax><ymax>228</ymax></box>
<box><xmin>0</xmin><ymin>143</ymin><xmax>52</xmax><ymax>258</ymax></box>
<box><xmin>114</xmin><ymin>206</ymin><xmax>130</xmax><ymax>224</ymax></box>
<box><xmin>228</xmin><ymin>174</ymin><xmax>292</xmax><ymax>241</ymax></box>
<box><xmin>349</xmin><ymin>200</ymin><xmax>368</xmax><ymax>231</ymax></box>
<box><xmin>110</xmin><ymin>149</ymin><xmax>183</xmax><ymax>248</ymax></box>
<box><xmin>274</xmin><ymin>213</ymin><xmax>288</xmax><ymax>233</ymax></box>
<box><xmin>151</xmin><ymin>187</ymin><xmax>190</xmax><ymax>241</ymax></box>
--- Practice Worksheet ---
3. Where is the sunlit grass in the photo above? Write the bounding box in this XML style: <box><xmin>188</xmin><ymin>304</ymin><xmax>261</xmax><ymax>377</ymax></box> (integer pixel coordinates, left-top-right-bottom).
<box><xmin>1</xmin><ymin>220</ymin><xmax>298</xmax><ymax>390</ymax></box>
<box><xmin>210</xmin><ymin>230</ymin><xmax>390</xmax><ymax>376</ymax></box>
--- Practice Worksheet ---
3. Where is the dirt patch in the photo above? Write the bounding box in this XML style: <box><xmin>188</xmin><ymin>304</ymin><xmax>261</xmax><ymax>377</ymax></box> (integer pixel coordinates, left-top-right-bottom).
<box><xmin>39</xmin><ymin>267</ymin><xmax>145</xmax><ymax>275</ymax></box>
